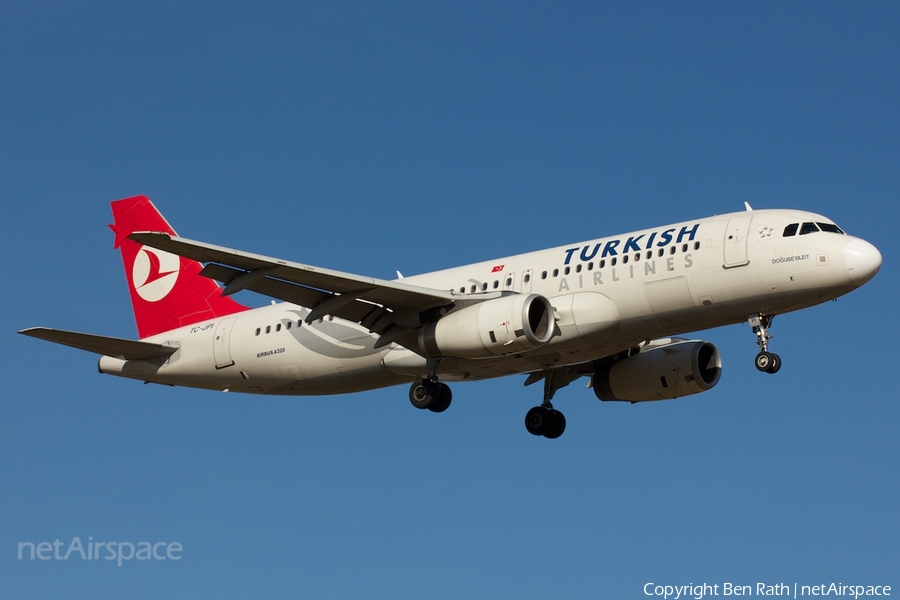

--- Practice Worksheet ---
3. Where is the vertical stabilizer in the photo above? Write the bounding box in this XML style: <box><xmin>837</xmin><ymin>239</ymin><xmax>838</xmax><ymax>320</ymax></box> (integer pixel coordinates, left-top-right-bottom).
<box><xmin>110</xmin><ymin>196</ymin><xmax>248</xmax><ymax>339</ymax></box>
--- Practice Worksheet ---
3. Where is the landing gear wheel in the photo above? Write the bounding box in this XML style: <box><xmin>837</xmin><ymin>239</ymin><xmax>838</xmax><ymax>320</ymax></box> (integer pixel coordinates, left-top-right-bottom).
<box><xmin>755</xmin><ymin>351</ymin><xmax>781</xmax><ymax>374</ymax></box>
<box><xmin>524</xmin><ymin>406</ymin><xmax>567</xmax><ymax>438</ymax></box>
<box><xmin>749</xmin><ymin>314</ymin><xmax>783</xmax><ymax>375</ymax></box>
<box><xmin>755</xmin><ymin>352</ymin><xmax>773</xmax><ymax>372</ymax></box>
<box><xmin>409</xmin><ymin>379</ymin><xmax>452</xmax><ymax>412</ymax></box>
<box><xmin>525</xmin><ymin>406</ymin><xmax>550</xmax><ymax>436</ymax></box>
<box><xmin>409</xmin><ymin>379</ymin><xmax>437</xmax><ymax>409</ymax></box>
<box><xmin>428</xmin><ymin>383</ymin><xmax>452</xmax><ymax>413</ymax></box>
<box><xmin>543</xmin><ymin>410</ymin><xmax>566</xmax><ymax>439</ymax></box>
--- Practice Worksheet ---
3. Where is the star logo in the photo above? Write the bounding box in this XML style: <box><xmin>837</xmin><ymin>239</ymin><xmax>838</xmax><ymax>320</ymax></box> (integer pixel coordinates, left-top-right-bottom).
<box><xmin>759</xmin><ymin>226</ymin><xmax>774</xmax><ymax>239</ymax></box>
<box><xmin>132</xmin><ymin>246</ymin><xmax>180</xmax><ymax>302</ymax></box>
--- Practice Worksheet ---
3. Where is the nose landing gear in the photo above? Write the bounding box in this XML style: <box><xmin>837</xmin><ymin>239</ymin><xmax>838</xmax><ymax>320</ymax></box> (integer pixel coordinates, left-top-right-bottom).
<box><xmin>749</xmin><ymin>314</ymin><xmax>781</xmax><ymax>374</ymax></box>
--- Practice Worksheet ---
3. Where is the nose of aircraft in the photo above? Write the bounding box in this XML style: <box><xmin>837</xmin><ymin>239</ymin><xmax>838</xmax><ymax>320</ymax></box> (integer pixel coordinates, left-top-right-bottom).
<box><xmin>845</xmin><ymin>238</ymin><xmax>882</xmax><ymax>285</ymax></box>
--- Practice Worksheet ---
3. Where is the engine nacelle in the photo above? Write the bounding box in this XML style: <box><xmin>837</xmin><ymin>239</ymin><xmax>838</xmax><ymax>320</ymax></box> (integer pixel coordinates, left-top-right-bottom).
<box><xmin>592</xmin><ymin>339</ymin><xmax>722</xmax><ymax>402</ymax></box>
<box><xmin>418</xmin><ymin>294</ymin><xmax>555</xmax><ymax>359</ymax></box>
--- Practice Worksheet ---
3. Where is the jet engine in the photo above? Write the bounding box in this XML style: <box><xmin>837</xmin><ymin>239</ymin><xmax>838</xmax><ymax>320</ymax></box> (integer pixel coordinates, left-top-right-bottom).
<box><xmin>418</xmin><ymin>293</ymin><xmax>555</xmax><ymax>359</ymax></box>
<box><xmin>592</xmin><ymin>339</ymin><xmax>722</xmax><ymax>402</ymax></box>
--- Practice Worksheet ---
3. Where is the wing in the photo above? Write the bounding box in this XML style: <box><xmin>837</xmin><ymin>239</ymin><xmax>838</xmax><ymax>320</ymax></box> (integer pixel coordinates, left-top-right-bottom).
<box><xmin>129</xmin><ymin>232</ymin><xmax>500</xmax><ymax>348</ymax></box>
<box><xmin>19</xmin><ymin>327</ymin><xmax>179</xmax><ymax>360</ymax></box>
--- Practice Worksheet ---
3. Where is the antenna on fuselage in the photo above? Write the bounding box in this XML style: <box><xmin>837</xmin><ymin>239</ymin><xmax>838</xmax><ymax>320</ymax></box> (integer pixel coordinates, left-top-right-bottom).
<box><xmin>744</xmin><ymin>202</ymin><xmax>754</xmax><ymax>211</ymax></box>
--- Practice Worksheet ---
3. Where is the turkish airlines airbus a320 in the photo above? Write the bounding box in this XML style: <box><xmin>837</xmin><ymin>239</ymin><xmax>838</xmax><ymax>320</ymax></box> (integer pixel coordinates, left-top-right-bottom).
<box><xmin>20</xmin><ymin>196</ymin><xmax>881</xmax><ymax>438</ymax></box>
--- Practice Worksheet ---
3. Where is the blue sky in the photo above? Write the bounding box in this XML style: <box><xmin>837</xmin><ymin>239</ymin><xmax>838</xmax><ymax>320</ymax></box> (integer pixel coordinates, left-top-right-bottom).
<box><xmin>2</xmin><ymin>2</ymin><xmax>897</xmax><ymax>598</ymax></box>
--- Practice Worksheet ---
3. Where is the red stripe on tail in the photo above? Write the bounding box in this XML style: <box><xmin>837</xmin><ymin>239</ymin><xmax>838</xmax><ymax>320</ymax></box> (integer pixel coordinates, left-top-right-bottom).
<box><xmin>110</xmin><ymin>196</ymin><xmax>248</xmax><ymax>339</ymax></box>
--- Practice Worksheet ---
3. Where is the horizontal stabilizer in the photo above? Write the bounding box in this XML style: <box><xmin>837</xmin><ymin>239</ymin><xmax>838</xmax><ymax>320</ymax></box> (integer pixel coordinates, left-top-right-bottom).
<box><xmin>18</xmin><ymin>327</ymin><xmax>178</xmax><ymax>361</ymax></box>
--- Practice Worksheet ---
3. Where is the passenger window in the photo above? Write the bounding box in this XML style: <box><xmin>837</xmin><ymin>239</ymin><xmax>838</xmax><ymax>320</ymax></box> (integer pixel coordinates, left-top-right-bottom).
<box><xmin>524</xmin><ymin>273</ymin><xmax>531</xmax><ymax>283</ymax></box>
<box><xmin>297</xmin><ymin>320</ymin><xmax>303</xmax><ymax>327</ymax></box>
<box><xmin>255</xmin><ymin>328</ymin><xmax>260</xmax><ymax>336</ymax></box>
<box><xmin>600</xmin><ymin>260</ymin><xmax>606</xmax><ymax>269</ymax></box>
<box><xmin>482</xmin><ymin>283</ymin><xmax>488</xmax><ymax>291</ymax></box>
<box><xmin>611</xmin><ymin>257</ymin><xmax>617</xmax><ymax>266</ymax></box>
<box><xmin>682</xmin><ymin>244</ymin><xmax>688</xmax><ymax>253</ymax></box>
<box><xmin>694</xmin><ymin>242</ymin><xmax>700</xmax><ymax>250</ymax></box>
<box><xmin>622</xmin><ymin>255</ymin><xmax>628</xmax><ymax>264</ymax></box>
<box><xmin>587</xmin><ymin>262</ymin><xmax>594</xmax><ymax>270</ymax></box>
<box><xmin>575</xmin><ymin>264</ymin><xmax>582</xmax><ymax>273</ymax></box>
<box><xmin>670</xmin><ymin>246</ymin><xmax>677</xmax><ymax>255</ymax></box>
<box><xmin>471</xmin><ymin>285</ymin><xmax>477</xmax><ymax>293</ymax></box>
<box><xmin>276</xmin><ymin>323</ymin><xmax>281</xmax><ymax>332</ymax></box>
<box><xmin>564</xmin><ymin>266</ymin><xmax>571</xmax><ymax>275</ymax></box>
<box><xmin>286</xmin><ymin>322</ymin><xmax>292</xmax><ymax>330</ymax></box>
<box><xmin>817</xmin><ymin>222</ymin><xmax>845</xmax><ymax>234</ymax></box>
<box><xmin>658</xmin><ymin>249</ymin><xmax>664</xmax><ymax>258</ymax></box>
<box><xmin>553</xmin><ymin>269</ymin><xmax>559</xmax><ymax>277</ymax></box>
<box><xmin>505</xmin><ymin>277</ymin><xmax>512</xmax><ymax>286</ymax></box>
<box><xmin>646</xmin><ymin>251</ymin><xmax>652</xmax><ymax>260</ymax></box>
<box><xmin>783</xmin><ymin>223</ymin><xmax>799</xmax><ymax>236</ymax></box>
<box><xmin>634</xmin><ymin>253</ymin><xmax>640</xmax><ymax>262</ymax></box>
<box><xmin>265</xmin><ymin>326</ymin><xmax>271</xmax><ymax>334</ymax></box>
<box><xmin>541</xmin><ymin>271</ymin><xmax>547</xmax><ymax>280</ymax></box>
<box><xmin>799</xmin><ymin>222</ymin><xmax>820</xmax><ymax>235</ymax></box>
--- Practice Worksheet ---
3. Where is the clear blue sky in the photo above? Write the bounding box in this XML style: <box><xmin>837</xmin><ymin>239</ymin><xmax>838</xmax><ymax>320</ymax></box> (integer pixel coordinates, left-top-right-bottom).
<box><xmin>2</xmin><ymin>2</ymin><xmax>897</xmax><ymax>598</ymax></box>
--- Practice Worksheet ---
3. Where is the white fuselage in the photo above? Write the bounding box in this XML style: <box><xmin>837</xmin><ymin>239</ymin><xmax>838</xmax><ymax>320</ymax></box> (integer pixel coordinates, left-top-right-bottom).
<box><xmin>98</xmin><ymin>208</ymin><xmax>876</xmax><ymax>394</ymax></box>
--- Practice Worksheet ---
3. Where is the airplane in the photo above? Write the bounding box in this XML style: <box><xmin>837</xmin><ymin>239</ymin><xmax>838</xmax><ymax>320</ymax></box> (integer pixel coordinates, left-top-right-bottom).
<box><xmin>19</xmin><ymin>196</ymin><xmax>881</xmax><ymax>439</ymax></box>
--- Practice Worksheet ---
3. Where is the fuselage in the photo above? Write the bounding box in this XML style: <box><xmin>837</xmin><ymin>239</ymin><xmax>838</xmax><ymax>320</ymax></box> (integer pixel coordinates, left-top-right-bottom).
<box><xmin>98</xmin><ymin>208</ymin><xmax>881</xmax><ymax>394</ymax></box>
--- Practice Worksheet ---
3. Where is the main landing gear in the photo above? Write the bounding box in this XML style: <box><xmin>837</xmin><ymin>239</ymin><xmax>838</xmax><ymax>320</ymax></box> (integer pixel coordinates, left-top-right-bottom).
<box><xmin>749</xmin><ymin>314</ymin><xmax>781</xmax><ymax>374</ymax></box>
<box><xmin>524</xmin><ymin>369</ymin><xmax>572</xmax><ymax>439</ymax></box>
<box><xmin>407</xmin><ymin>364</ymin><xmax>571</xmax><ymax>439</ymax></box>
<box><xmin>409</xmin><ymin>360</ymin><xmax>452</xmax><ymax>413</ymax></box>
<box><xmin>525</xmin><ymin>405</ymin><xmax>566</xmax><ymax>439</ymax></box>
<box><xmin>409</xmin><ymin>377</ymin><xmax>452</xmax><ymax>413</ymax></box>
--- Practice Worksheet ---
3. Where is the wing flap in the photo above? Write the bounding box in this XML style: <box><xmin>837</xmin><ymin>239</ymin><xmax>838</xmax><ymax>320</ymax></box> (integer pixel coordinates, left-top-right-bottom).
<box><xmin>18</xmin><ymin>327</ymin><xmax>178</xmax><ymax>361</ymax></box>
<box><xmin>199</xmin><ymin>264</ymin><xmax>397</xmax><ymax>332</ymax></box>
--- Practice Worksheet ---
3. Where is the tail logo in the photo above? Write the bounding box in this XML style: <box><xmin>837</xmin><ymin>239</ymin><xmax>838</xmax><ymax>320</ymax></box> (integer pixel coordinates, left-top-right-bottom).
<box><xmin>132</xmin><ymin>246</ymin><xmax>180</xmax><ymax>302</ymax></box>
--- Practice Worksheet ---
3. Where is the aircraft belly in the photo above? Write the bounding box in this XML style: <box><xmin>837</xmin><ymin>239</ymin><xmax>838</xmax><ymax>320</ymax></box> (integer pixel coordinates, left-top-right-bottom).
<box><xmin>552</xmin><ymin>292</ymin><xmax>620</xmax><ymax>346</ymax></box>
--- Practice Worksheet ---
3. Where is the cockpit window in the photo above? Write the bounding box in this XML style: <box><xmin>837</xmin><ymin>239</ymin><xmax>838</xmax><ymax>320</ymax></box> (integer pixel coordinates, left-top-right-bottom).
<box><xmin>799</xmin><ymin>222</ymin><xmax>820</xmax><ymax>235</ymax></box>
<box><xmin>783</xmin><ymin>223</ymin><xmax>799</xmax><ymax>237</ymax></box>
<box><xmin>817</xmin><ymin>222</ymin><xmax>845</xmax><ymax>234</ymax></box>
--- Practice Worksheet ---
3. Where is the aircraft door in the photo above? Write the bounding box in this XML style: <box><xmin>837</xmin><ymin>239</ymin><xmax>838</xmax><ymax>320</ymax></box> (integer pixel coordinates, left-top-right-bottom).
<box><xmin>723</xmin><ymin>215</ymin><xmax>754</xmax><ymax>268</ymax></box>
<box><xmin>213</xmin><ymin>316</ymin><xmax>239</xmax><ymax>369</ymax></box>
<box><xmin>522</xmin><ymin>269</ymin><xmax>533</xmax><ymax>293</ymax></box>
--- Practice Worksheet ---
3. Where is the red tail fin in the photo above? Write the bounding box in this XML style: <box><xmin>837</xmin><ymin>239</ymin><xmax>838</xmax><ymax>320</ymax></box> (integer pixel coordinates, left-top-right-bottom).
<box><xmin>110</xmin><ymin>196</ymin><xmax>248</xmax><ymax>339</ymax></box>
